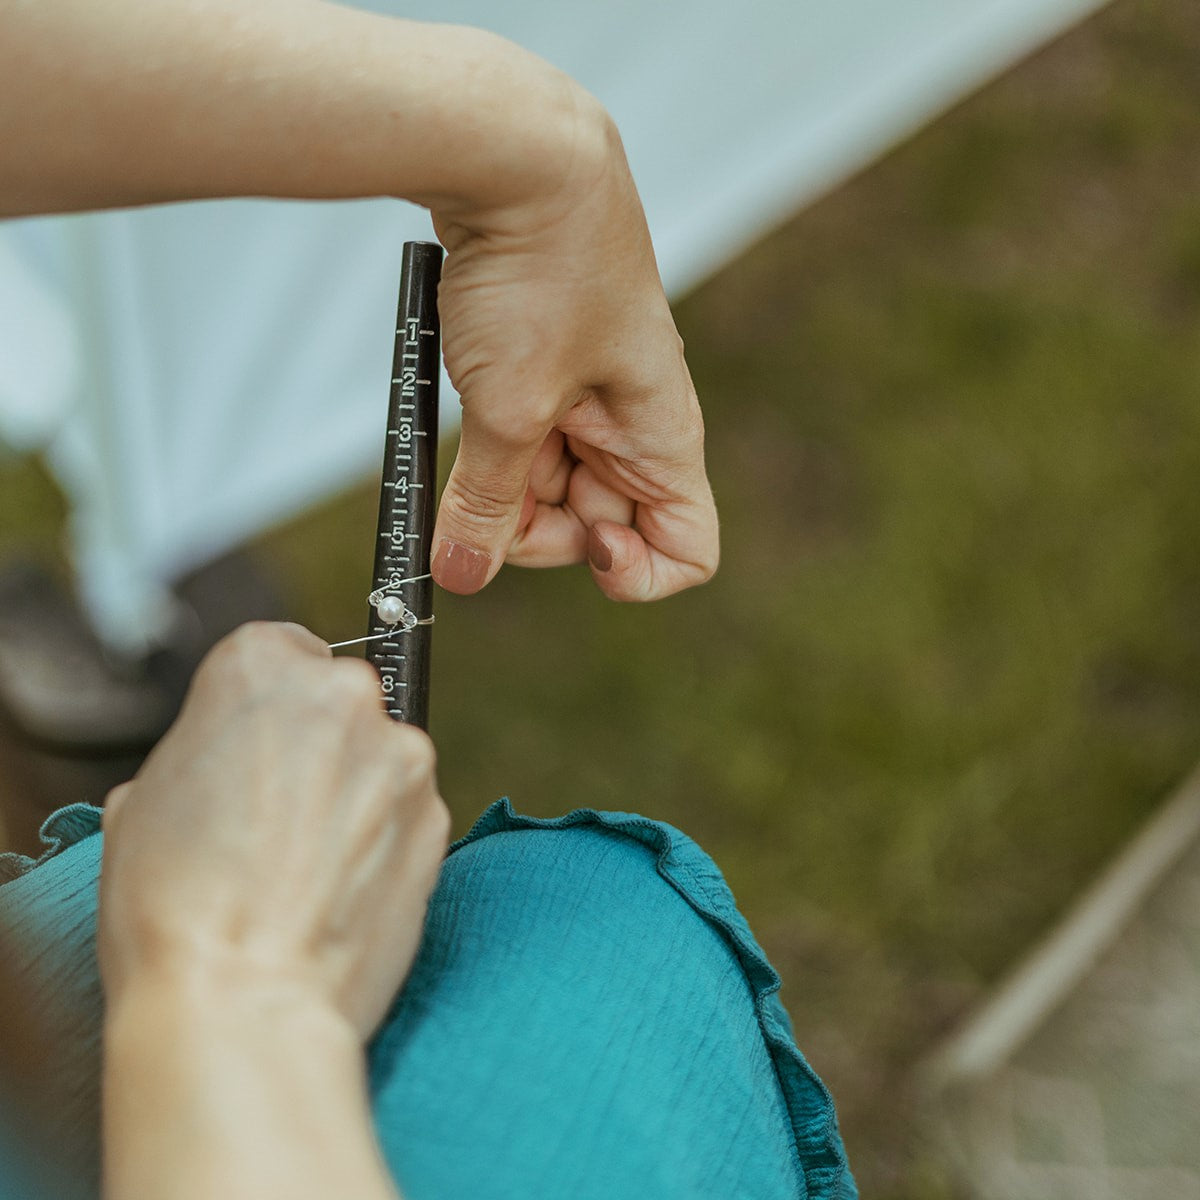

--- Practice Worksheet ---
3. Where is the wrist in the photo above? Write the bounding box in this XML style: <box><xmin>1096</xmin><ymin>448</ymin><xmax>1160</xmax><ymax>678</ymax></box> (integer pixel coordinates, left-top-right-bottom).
<box><xmin>402</xmin><ymin>23</ymin><xmax>610</xmax><ymax>229</ymax></box>
<box><xmin>103</xmin><ymin>965</ymin><xmax>389</xmax><ymax>1200</ymax></box>
<box><xmin>104</xmin><ymin>956</ymin><xmax>356</xmax><ymax>1054</ymax></box>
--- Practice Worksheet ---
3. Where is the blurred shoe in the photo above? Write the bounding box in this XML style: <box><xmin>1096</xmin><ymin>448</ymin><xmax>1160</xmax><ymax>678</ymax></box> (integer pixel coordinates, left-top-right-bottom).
<box><xmin>0</xmin><ymin>561</ymin><xmax>178</xmax><ymax>752</ymax></box>
<box><xmin>0</xmin><ymin>552</ymin><xmax>286</xmax><ymax>852</ymax></box>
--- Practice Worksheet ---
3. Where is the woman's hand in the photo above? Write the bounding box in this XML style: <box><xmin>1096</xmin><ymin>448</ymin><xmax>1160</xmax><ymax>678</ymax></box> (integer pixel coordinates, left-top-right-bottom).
<box><xmin>430</xmin><ymin>99</ymin><xmax>719</xmax><ymax>602</ymax></box>
<box><xmin>1</xmin><ymin>2</ymin><xmax>719</xmax><ymax>605</ymax></box>
<box><xmin>98</xmin><ymin>621</ymin><xmax>450</xmax><ymax>1039</ymax></box>
<box><xmin>100</xmin><ymin>623</ymin><xmax>442</xmax><ymax>1199</ymax></box>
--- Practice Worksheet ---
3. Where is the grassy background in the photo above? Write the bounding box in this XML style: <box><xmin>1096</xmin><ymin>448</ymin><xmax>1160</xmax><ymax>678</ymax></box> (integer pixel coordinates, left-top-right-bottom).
<box><xmin>4</xmin><ymin>0</ymin><xmax>1200</xmax><ymax>1193</ymax></box>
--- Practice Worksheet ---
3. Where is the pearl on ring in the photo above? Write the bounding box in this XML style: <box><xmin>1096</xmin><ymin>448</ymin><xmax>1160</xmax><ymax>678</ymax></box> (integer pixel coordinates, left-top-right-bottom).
<box><xmin>376</xmin><ymin>595</ymin><xmax>407</xmax><ymax>626</ymax></box>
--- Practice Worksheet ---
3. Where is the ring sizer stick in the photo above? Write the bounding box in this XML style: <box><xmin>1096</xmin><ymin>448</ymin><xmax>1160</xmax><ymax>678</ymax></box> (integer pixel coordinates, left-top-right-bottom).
<box><xmin>362</xmin><ymin>241</ymin><xmax>443</xmax><ymax>730</ymax></box>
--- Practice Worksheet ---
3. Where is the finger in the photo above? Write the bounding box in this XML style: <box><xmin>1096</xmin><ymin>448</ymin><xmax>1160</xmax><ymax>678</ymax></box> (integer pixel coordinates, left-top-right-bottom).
<box><xmin>506</xmin><ymin>501</ymin><xmax>587</xmax><ymax>565</ymax></box>
<box><xmin>272</xmin><ymin>621</ymin><xmax>334</xmax><ymax>658</ymax></box>
<box><xmin>587</xmin><ymin>491</ymin><xmax>720</xmax><ymax>602</ymax></box>
<box><xmin>191</xmin><ymin>621</ymin><xmax>331</xmax><ymax>705</ymax></box>
<box><xmin>508</xmin><ymin>460</ymin><xmax>633</xmax><ymax>567</ymax></box>
<box><xmin>509</xmin><ymin>430</ymin><xmax>574</xmax><ymax>552</ymax></box>
<box><xmin>218</xmin><ymin>621</ymin><xmax>331</xmax><ymax>660</ymax></box>
<box><xmin>567</xmin><ymin>460</ymin><xmax>636</xmax><ymax>528</ymax></box>
<box><xmin>529</xmin><ymin>429</ymin><xmax>572</xmax><ymax>504</ymax></box>
<box><xmin>517</xmin><ymin>486</ymin><xmax>537</xmax><ymax>534</ymax></box>
<box><xmin>432</xmin><ymin>412</ymin><xmax>545</xmax><ymax>594</ymax></box>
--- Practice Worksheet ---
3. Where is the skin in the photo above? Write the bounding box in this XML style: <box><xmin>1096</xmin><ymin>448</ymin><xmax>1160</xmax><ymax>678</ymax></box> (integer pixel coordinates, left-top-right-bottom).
<box><xmin>100</xmin><ymin>624</ymin><xmax>448</xmax><ymax>1200</ymax></box>
<box><xmin>0</xmin><ymin>1</ymin><xmax>720</xmax><ymax>1194</ymax></box>
<box><xmin>0</xmin><ymin>0</ymin><xmax>720</xmax><ymax>601</ymax></box>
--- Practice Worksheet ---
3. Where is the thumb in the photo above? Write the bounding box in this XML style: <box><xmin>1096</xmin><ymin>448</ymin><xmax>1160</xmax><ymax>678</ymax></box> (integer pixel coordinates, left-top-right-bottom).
<box><xmin>432</xmin><ymin>412</ymin><xmax>544</xmax><ymax>594</ymax></box>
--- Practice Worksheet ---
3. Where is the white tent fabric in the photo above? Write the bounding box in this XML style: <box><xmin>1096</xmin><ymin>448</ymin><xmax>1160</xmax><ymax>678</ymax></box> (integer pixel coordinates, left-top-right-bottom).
<box><xmin>0</xmin><ymin>0</ymin><xmax>1107</xmax><ymax>651</ymax></box>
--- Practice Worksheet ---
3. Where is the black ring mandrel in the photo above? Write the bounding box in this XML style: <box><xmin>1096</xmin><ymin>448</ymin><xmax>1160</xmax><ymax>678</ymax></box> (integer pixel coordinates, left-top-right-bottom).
<box><xmin>365</xmin><ymin>241</ymin><xmax>443</xmax><ymax>729</ymax></box>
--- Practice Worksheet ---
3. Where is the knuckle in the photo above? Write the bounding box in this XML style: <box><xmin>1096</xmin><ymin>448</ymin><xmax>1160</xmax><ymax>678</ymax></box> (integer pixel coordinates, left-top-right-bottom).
<box><xmin>192</xmin><ymin>634</ymin><xmax>248</xmax><ymax>694</ymax></box>
<box><xmin>700</xmin><ymin>509</ymin><xmax>721</xmax><ymax>582</ymax></box>
<box><xmin>426</xmin><ymin>793</ymin><xmax>452</xmax><ymax>844</ymax></box>
<box><xmin>197</xmin><ymin>622</ymin><xmax>289</xmax><ymax>686</ymax></box>
<box><xmin>389</xmin><ymin>724</ymin><xmax>437</xmax><ymax>778</ymax></box>
<box><xmin>324</xmin><ymin>659</ymin><xmax>384</xmax><ymax>707</ymax></box>
<box><xmin>228</xmin><ymin>620</ymin><xmax>292</xmax><ymax>651</ymax></box>
<box><xmin>469</xmin><ymin>422</ymin><xmax>526</xmax><ymax>458</ymax></box>
<box><xmin>411</xmin><ymin>787</ymin><xmax>452</xmax><ymax>853</ymax></box>
<box><xmin>104</xmin><ymin>781</ymin><xmax>132</xmax><ymax>807</ymax></box>
<box><xmin>101</xmin><ymin>783</ymin><xmax>132</xmax><ymax>830</ymax></box>
<box><xmin>470</xmin><ymin>405</ymin><xmax>546</xmax><ymax>451</ymax></box>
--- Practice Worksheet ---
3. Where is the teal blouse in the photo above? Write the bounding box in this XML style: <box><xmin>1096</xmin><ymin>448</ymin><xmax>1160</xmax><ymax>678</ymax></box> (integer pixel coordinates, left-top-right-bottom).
<box><xmin>0</xmin><ymin>799</ymin><xmax>855</xmax><ymax>1199</ymax></box>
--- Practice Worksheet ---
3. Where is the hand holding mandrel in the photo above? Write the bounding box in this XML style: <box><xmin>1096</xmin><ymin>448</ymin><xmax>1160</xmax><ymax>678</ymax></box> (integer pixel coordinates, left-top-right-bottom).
<box><xmin>431</xmin><ymin>108</ymin><xmax>719</xmax><ymax>603</ymax></box>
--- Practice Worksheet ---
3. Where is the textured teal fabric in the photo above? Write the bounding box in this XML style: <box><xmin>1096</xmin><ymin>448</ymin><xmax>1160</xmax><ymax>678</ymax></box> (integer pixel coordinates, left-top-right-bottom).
<box><xmin>0</xmin><ymin>806</ymin><xmax>104</xmax><ymax>1200</ymax></box>
<box><xmin>0</xmin><ymin>800</ymin><xmax>855</xmax><ymax>1200</ymax></box>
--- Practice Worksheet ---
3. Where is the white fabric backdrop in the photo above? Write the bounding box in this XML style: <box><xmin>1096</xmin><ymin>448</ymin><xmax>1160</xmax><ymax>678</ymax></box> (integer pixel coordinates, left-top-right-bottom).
<box><xmin>0</xmin><ymin>0</ymin><xmax>1108</xmax><ymax>649</ymax></box>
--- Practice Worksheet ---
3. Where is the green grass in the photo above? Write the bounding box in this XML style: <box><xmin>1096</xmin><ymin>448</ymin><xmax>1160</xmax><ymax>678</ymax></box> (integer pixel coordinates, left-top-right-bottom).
<box><xmin>0</xmin><ymin>454</ymin><xmax>68</xmax><ymax>566</ymax></box>
<box><xmin>5</xmin><ymin>0</ymin><xmax>1200</xmax><ymax>1193</ymax></box>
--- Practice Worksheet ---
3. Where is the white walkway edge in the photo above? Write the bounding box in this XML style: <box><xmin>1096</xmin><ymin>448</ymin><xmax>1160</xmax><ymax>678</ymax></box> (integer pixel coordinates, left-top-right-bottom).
<box><xmin>920</xmin><ymin>758</ymin><xmax>1200</xmax><ymax>1090</ymax></box>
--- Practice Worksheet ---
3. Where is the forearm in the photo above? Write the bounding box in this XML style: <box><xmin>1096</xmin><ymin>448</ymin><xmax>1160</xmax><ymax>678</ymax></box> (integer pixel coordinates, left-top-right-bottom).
<box><xmin>0</xmin><ymin>0</ymin><xmax>591</xmax><ymax>220</ymax></box>
<box><xmin>103</xmin><ymin>969</ymin><xmax>401</xmax><ymax>1200</ymax></box>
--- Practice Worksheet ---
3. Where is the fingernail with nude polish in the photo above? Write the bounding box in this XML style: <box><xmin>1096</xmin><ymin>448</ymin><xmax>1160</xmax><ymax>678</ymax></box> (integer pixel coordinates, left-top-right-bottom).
<box><xmin>433</xmin><ymin>540</ymin><xmax>492</xmax><ymax>594</ymax></box>
<box><xmin>588</xmin><ymin>527</ymin><xmax>615</xmax><ymax>573</ymax></box>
